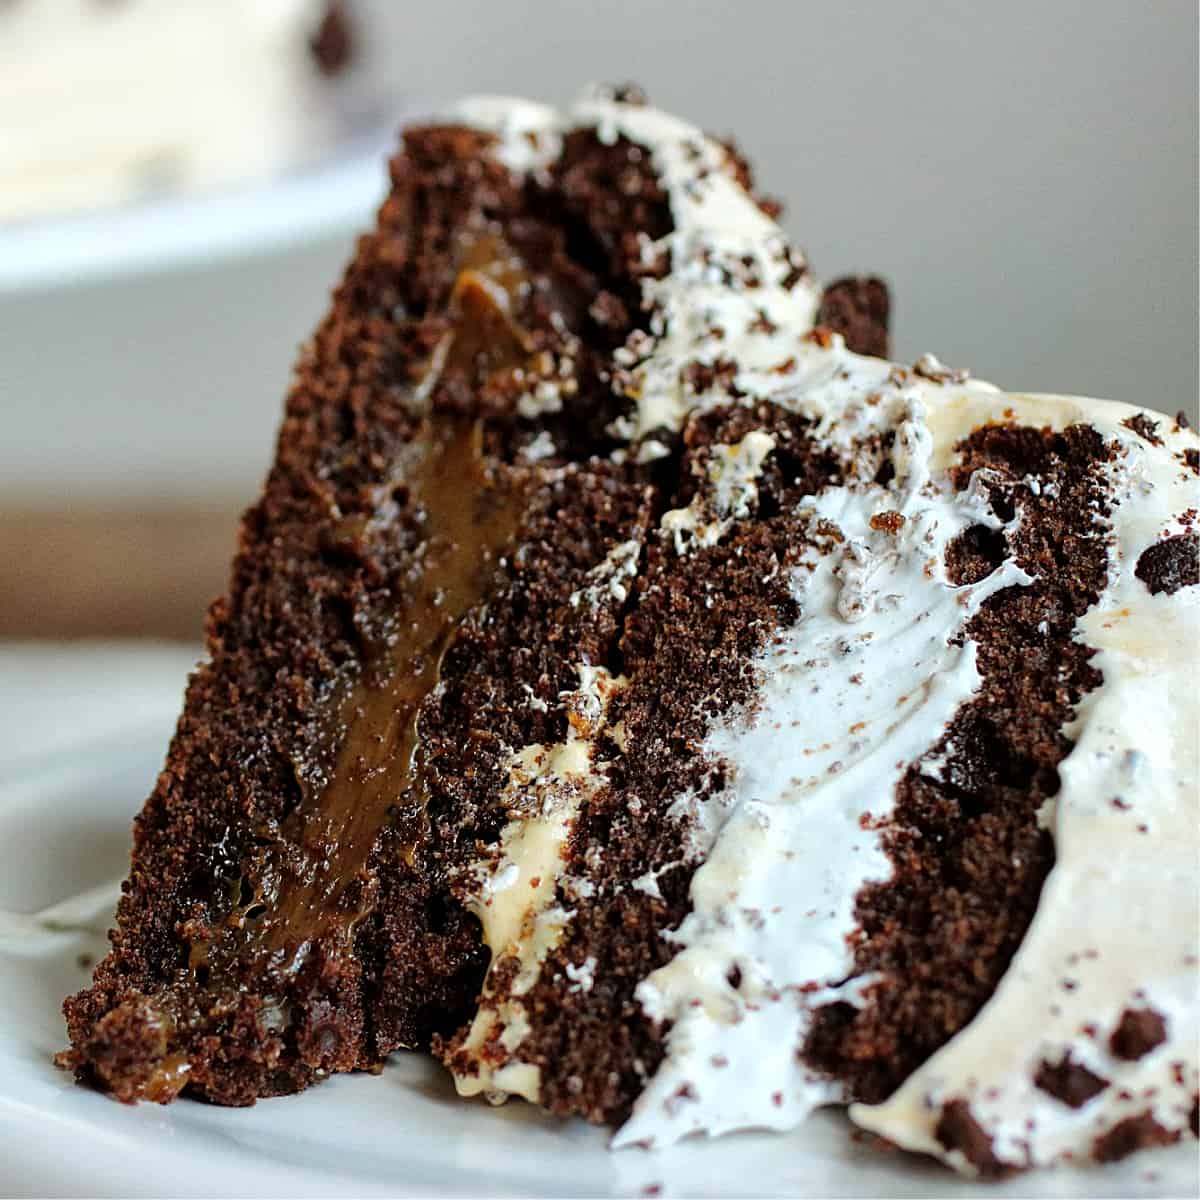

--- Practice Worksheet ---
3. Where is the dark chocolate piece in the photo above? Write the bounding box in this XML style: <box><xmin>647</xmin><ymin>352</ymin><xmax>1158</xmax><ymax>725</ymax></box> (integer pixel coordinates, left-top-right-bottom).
<box><xmin>816</xmin><ymin>275</ymin><xmax>891</xmax><ymax>358</ymax></box>
<box><xmin>1093</xmin><ymin>1113</ymin><xmax>1179</xmax><ymax>1163</ymax></box>
<box><xmin>1123</xmin><ymin>412</ymin><xmax>1163</xmax><ymax>446</ymax></box>
<box><xmin>1135</xmin><ymin>533</ymin><xmax>1199</xmax><ymax>596</ymax></box>
<box><xmin>1034</xmin><ymin>1053</ymin><xmax>1109</xmax><ymax>1107</ymax></box>
<box><xmin>1109</xmin><ymin>1008</ymin><xmax>1169</xmax><ymax>1061</ymax></box>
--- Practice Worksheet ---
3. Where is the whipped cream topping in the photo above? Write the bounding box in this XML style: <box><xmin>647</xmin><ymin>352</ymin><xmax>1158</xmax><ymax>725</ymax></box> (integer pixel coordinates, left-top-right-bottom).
<box><xmin>452</xmin><ymin>91</ymin><xmax>1198</xmax><ymax>1171</ymax></box>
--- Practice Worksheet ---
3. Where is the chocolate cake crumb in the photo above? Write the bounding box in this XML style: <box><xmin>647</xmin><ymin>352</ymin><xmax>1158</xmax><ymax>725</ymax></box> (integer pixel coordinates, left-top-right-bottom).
<box><xmin>935</xmin><ymin>1100</ymin><xmax>1008</xmax><ymax>1176</ymax></box>
<box><xmin>1123</xmin><ymin>412</ymin><xmax>1163</xmax><ymax>445</ymax></box>
<box><xmin>308</xmin><ymin>2</ymin><xmax>353</xmax><ymax>76</ymax></box>
<box><xmin>942</xmin><ymin>522</ymin><xmax>1007</xmax><ymax>584</ymax></box>
<box><xmin>1109</xmin><ymin>1009</ymin><xmax>1168</xmax><ymax>1061</ymax></box>
<box><xmin>1093</xmin><ymin>1112</ymin><xmax>1179</xmax><ymax>1163</ymax></box>
<box><xmin>57</xmin><ymin>91</ymin><xmax>1195</xmax><ymax>1178</ymax></box>
<box><xmin>604</xmin><ymin>83</ymin><xmax>648</xmax><ymax>106</ymax></box>
<box><xmin>869</xmin><ymin>510</ymin><xmax>905</xmax><ymax>534</ymax></box>
<box><xmin>1034</xmin><ymin>1053</ymin><xmax>1109</xmax><ymax>1107</ymax></box>
<box><xmin>1135</xmin><ymin>533</ymin><xmax>1199</xmax><ymax>596</ymax></box>
<box><xmin>815</xmin><ymin>276</ymin><xmax>891</xmax><ymax>358</ymax></box>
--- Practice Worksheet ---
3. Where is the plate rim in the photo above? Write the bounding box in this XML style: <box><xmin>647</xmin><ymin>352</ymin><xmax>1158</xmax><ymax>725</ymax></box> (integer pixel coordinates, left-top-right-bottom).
<box><xmin>0</xmin><ymin>137</ymin><xmax>393</xmax><ymax>297</ymax></box>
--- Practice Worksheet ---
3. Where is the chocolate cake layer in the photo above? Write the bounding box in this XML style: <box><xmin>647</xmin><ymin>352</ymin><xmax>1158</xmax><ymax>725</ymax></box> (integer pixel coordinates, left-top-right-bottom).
<box><xmin>62</xmin><ymin>90</ymin><xmax>1197</xmax><ymax>1179</ymax></box>
<box><xmin>62</xmin><ymin>116</ymin><xmax>672</xmax><ymax>1104</ymax></box>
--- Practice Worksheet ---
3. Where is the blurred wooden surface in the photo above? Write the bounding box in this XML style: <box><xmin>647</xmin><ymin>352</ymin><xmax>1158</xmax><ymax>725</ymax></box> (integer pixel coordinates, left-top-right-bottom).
<box><xmin>1</xmin><ymin>504</ymin><xmax>242</xmax><ymax>640</ymax></box>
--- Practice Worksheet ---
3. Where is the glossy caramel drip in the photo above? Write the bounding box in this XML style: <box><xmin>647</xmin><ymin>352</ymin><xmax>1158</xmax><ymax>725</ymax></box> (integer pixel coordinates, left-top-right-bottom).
<box><xmin>443</xmin><ymin>236</ymin><xmax>533</xmax><ymax>376</ymax></box>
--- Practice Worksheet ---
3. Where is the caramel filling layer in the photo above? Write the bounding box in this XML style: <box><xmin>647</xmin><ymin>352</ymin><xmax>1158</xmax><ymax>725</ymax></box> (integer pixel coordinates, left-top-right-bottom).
<box><xmin>256</xmin><ymin>421</ymin><xmax>529</xmax><ymax>962</ymax></box>
<box><xmin>185</xmin><ymin>240</ymin><xmax>540</xmax><ymax>992</ymax></box>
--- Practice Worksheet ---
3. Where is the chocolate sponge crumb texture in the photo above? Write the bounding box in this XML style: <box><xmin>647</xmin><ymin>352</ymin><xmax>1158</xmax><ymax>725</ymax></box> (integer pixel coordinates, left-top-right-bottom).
<box><xmin>61</xmin><ymin>91</ymin><xmax>1198</xmax><ymax>1177</ymax></box>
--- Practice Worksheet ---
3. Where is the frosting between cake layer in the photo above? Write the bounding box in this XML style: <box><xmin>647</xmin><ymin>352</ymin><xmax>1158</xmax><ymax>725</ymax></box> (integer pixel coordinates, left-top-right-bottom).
<box><xmin>451</xmin><ymin>665</ymin><xmax>625</xmax><ymax>1103</ymax></box>
<box><xmin>614</xmin><ymin>375</ymin><xmax>1035</xmax><ymax>1147</ymax></box>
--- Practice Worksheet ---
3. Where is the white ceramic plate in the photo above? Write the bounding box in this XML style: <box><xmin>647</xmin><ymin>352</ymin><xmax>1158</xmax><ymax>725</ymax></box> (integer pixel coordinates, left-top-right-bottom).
<box><xmin>0</xmin><ymin>135</ymin><xmax>394</xmax><ymax>297</ymax></box>
<box><xmin>0</xmin><ymin>644</ymin><xmax>1194</xmax><ymax>1198</ymax></box>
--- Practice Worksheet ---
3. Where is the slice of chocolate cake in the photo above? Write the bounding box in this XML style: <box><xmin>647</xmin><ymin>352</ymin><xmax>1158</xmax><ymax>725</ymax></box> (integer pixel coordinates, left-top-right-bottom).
<box><xmin>62</xmin><ymin>89</ymin><xmax>1197</xmax><ymax>1178</ymax></box>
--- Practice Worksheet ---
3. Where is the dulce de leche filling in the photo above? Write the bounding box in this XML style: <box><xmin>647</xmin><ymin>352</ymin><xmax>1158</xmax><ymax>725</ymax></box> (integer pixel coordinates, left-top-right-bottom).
<box><xmin>177</xmin><ymin>242</ymin><xmax>541</xmax><ymax>1046</ymax></box>
<box><xmin>255</xmin><ymin>421</ymin><xmax>530</xmax><ymax>961</ymax></box>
